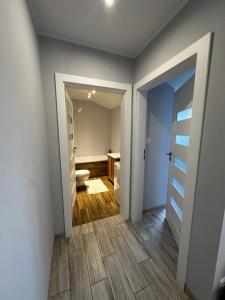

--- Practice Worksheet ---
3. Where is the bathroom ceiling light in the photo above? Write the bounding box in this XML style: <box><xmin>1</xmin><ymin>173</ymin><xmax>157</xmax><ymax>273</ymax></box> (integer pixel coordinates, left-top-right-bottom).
<box><xmin>104</xmin><ymin>0</ymin><xmax>115</xmax><ymax>8</ymax></box>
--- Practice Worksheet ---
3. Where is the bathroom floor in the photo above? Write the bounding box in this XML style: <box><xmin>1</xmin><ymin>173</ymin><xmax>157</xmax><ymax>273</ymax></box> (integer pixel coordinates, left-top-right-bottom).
<box><xmin>49</xmin><ymin>209</ymin><xmax>189</xmax><ymax>300</ymax></box>
<box><xmin>72</xmin><ymin>176</ymin><xmax>119</xmax><ymax>226</ymax></box>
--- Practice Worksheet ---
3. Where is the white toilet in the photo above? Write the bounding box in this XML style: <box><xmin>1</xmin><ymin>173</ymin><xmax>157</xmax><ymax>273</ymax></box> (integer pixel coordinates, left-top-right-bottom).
<box><xmin>75</xmin><ymin>169</ymin><xmax>90</xmax><ymax>186</ymax></box>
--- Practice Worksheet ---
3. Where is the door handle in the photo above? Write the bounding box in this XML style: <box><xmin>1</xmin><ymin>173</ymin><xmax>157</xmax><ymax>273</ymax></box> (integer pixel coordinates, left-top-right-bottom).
<box><xmin>166</xmin><ymin>152</ymin><xmax>172</xmax><ymax>162</ymax></box>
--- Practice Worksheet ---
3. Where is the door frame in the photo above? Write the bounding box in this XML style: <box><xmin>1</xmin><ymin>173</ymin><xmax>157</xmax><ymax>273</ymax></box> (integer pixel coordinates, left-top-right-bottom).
<box><xmin>55</xmin><ymin>73</ymin><xmax>132</xmax><ymax>238</ymax></box>
<box><xmin>64</xmin><ymin>90</ymin><xmax>76</xmax><ymax>211</ymax></box>
<box><xmin>131</xmin><ymin>33</ymin><xmax>212</xmax><ymax>288</ymax></box>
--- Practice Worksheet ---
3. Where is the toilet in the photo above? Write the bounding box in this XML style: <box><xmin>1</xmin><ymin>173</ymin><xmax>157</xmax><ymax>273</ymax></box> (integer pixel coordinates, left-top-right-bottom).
<box><xmin>75</xmin><ymin>169</ymin><xmax>90</xmax><ymax>186</ymax></box>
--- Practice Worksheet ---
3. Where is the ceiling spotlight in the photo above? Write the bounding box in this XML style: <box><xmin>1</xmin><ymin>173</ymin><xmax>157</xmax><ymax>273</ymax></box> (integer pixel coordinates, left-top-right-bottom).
<box><xmin>92</xmin><ymin>90</ymin><xmax>96</xmax><ymax>94</ymax></box>
<box><xmin>104</xmin><ymin>0</ymin><xmax>115</xmax><ymax>8</ymax></box>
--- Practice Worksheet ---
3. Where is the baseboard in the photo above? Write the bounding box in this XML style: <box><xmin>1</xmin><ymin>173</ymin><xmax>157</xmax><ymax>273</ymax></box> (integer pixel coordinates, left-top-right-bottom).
<box><xmin>185</xmin><ymin>285</ymin><xmax>198</xmax><ymax>300</ymax></box>
<box><xmin>143</xmin><ymin>204</ymin><xmax>166</xmax><ymax>215</ymax></box>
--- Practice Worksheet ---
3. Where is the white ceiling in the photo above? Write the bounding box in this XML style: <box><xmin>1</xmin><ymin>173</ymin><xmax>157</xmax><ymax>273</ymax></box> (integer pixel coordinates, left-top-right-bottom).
<box><xmin>28</xmin><ymin>0</ymin><xmax>188</xmax><ymax>57</ymax></box>
<box><xmin>66</xmin><ymin>86</ymin><xmax>123</xmax><ymax>110</ymax></box>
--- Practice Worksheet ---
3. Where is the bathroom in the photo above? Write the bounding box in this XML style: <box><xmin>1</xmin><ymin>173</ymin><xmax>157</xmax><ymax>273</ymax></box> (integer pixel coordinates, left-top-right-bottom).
<box><xmin>65</xmin><ymin>84</ymin><xmax>122</xmax><ymax>226</ymax></box>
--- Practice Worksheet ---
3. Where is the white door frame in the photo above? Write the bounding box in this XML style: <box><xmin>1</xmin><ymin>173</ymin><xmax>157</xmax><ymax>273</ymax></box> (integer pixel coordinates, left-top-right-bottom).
<box><xmin>55</xmin><ymin>73</ymin><xmax>132</xmax><ymax>238</ymax></box>
<box><xmin>131</xmin><ymin>33</ymin><xmax>212</xmax><ymax>288</ymax></box>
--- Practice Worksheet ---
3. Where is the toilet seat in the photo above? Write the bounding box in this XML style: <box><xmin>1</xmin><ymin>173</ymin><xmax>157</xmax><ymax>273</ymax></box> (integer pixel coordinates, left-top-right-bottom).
<box><xmin>75</xmin><ymin>169</ymin><xmax>90</xmax><ymax>177</ymax></box>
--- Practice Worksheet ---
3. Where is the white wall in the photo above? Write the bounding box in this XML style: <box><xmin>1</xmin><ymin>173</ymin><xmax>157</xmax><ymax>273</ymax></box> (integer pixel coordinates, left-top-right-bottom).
<box><xmin>0</xmin><ymin>1</ymin><xmax>54</xmax><ymax>300</ymax></box>
<box><xmin>39</xmin><ymin>35</ymin><xmax>133</xmax><ymax>234</ymax></box>
<box><xmin>143</xmin><ymin>83</ymin><xmax>174</xmax><ymax>210</ymax></box>
<box><xmin>134</xmin><ymin>1</ymin><xmax>225</xmax><ymax>298</ymax></box>
<box><xmin>73</xmin><ymin>100</ymin><xmax>111</xmax><ymax>156</ymax></box>
<box><xmin>110</xmin><ymin>106</ymin><xmax>121</xmax><ymax>153</ymax></box>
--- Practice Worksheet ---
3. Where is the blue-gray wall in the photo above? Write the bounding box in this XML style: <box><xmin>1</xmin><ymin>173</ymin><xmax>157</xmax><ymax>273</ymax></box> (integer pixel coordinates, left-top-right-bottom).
<box><xmin>0</xmin><ymin>1</ymin><xmax>54</xmax><ymax>299</ymax></box>
<box><xmin>134</xmin><ymin>0</ymin><xmax>225</xmax><ymax>299</ymax></box>
<box><xmin>39</xmin><ymin>35</ymin><xmax>134</xmax><ymax>234</ymax></box>
<box><xmin>144</xmin><ymin>84</ymin><xmax>174</xmax><ymax>210</ymax></box>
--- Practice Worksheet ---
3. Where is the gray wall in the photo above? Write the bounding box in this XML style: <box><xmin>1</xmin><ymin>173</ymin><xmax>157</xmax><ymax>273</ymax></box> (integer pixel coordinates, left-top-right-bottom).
<box><xmin>144</xmin><ymin>84</ymin><xmax>174</xmax><ymax>210</ymax></box>
<box><xmin>134</xmin><ymin>0</ymin><xmax>225</xmax><ymax>299</ymax></box>
<box><xmin>39</xmin><ymin>35</ymin><xmax>134</xmax><ymax>234</ymax></box>
<box><xmin>0</xmin><ymin>1</ymin><xmax>54</xmax><ymax>299</ymax></box>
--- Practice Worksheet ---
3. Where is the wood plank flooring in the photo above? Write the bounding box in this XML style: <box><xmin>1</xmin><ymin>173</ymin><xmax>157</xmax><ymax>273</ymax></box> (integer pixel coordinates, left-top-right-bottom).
<box><xmin>72</xmin><ymin>176</ymin><xmax>119</xmax><ymax>226</ymax></box>
<box><xmin>49</xmin><ymin>209</ymin><xmax>190</xmax><ymax>300</ymax></box>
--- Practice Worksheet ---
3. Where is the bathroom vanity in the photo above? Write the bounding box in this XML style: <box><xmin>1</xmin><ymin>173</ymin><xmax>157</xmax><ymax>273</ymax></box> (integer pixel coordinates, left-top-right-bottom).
<box><xmin>107</xmin><ymin>153</ymin><xmax>120</xmax><ymax>184</ymax></box>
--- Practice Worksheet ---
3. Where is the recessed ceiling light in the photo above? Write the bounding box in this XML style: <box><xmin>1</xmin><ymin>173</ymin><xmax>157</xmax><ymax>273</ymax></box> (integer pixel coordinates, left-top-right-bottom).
<box><xmin>92</xmin><ymin>90</ymin><xmax>96</xmax><ymax>94</ymax></box>
<box><xmin>104</xmin><ymin>0</ymin><xmax>115</xmax><ymax>8</ymax></box>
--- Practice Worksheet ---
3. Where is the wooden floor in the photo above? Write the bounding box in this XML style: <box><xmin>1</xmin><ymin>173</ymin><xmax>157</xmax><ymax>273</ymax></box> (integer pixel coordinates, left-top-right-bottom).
<box><xmin>72</xmin><ymin>176</ymin><xmax>119</xmax><ymax>226</ymax></box>
<box><xmin>49</xmin><ymin>209</ymin><xmax>190</xmax><ymax>300</ymax></box>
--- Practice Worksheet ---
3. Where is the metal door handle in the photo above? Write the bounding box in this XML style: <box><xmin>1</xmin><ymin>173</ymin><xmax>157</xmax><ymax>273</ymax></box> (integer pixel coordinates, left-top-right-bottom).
<box><xmin>166</xmin><ymin>152</ymin><xmax>172</xmax><ymax>162</ymax></box>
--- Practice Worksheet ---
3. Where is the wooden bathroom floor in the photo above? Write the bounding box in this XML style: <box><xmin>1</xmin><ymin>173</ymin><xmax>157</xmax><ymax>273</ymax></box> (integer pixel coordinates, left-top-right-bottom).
<box><xmin>49</xmin><ymin>209</ymin><xmax>190</xmax><ymax>300</ymax></box>
<box><xmin>72</xmin><ymin>176</ymin><xmax>120</xmax><ymax>226</ymax></box>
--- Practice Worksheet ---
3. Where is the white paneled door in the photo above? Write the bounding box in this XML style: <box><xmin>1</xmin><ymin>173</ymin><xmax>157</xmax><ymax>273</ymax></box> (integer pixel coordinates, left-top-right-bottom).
<box><xmin>65</xmin><ymin>91</ymin><xmax>76</xmax><ymax>213</ymax></box>
<box><xmin>166</xmin><ymin>78</ymin><xmax>194</xmax><ymax>246</ymax></box>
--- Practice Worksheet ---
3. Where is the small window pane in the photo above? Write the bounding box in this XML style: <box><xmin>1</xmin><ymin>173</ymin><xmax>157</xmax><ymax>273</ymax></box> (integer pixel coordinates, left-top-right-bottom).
<box><xmin>175</xmin><ymin>135</ymin><xmax>190</xmax><ymax>146</ymax></box>
<box><xmin>177</xmin><ymin>107</ymin><xmax>192</xmax><ymax>122</ymax></box>
<box><xmin>172</xmin><ymin>177</ymin><xmax>185</xmax><ymax>197</ymax></box>
<box><xmin>174</xmin><ymin>157</ymin><xmax>188</xmax><ymax>172</ymax></box>
<box><xmin>170</xmin><ymin>196</ymin><xmax>183</xmax><ymax>220</ymax></box>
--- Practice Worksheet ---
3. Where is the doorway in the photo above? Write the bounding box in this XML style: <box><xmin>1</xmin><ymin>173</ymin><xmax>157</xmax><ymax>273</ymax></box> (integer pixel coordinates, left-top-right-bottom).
<box><xmin>55</xmin><ymin>74</ymin><xmax>132</xmax><ymax>238</ymax></box>
<box><xmin>131</xmin><ymin>33</ymin><xmax>212</xmax><ymax>288</ymax></box>
<box><xmin>144</xmin><ymin>67</ymin><xmax>196</xmax><ymax>243</ymax></box>
<box><xmin>65</xmin><ymin>84</ymin><xmax>123</xmax><ymax>226</ymax></box>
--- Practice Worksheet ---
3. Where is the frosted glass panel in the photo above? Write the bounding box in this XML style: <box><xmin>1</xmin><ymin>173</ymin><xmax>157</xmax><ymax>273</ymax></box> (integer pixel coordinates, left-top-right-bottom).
<box><xmin>174</xmin><ymin>157</ymin><xmax>188</xmax><ymax>172</ymax></box>
<box><xmin>171</xmin><ymin>196</ymin><xmax>183</xmax><ymax>220</ymax></box>
<box><xmin>177</xmin><ymin>107</ymin><xmax>192</xmax><ymax>121</ymax></box>
<box><xmin>172</xmin><ymin>177</ymin><xmax>185</xmax><ymax>197</ymax></box>
<box><xmin>175</xmin><ymin>135</ymin><xmax>190</xmax><ymax>146</ymax></box>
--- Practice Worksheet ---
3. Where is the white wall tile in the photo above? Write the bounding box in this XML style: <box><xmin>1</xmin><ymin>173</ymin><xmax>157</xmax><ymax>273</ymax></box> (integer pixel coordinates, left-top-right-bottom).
<box><xmin>73</xmin><ymin>100</ymin><xmax>111</xmax><ymax>156</ymax></box>
<box><xmin>110</xmin><ymin>106</ymin><xmax>121</xmax><ymax>152</ymax></box>
<box><xmin>74</xmin><ymin>100</ymin><xmax>121</xmax><ymax>156</ymax></box>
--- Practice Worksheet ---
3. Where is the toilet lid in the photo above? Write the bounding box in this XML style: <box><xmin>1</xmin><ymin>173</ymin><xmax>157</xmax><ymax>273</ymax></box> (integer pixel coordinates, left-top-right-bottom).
<box><xmin>75</xmin><ymin>169</ymin><xmax>90</xmax><ymax>177</ymax></box>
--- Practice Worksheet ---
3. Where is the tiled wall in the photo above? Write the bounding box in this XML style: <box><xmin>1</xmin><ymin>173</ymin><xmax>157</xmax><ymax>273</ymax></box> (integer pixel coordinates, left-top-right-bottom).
<box><xmin>110</xmin><ymin>106</ymin><xmax>121</xmax><ymax>152</ymax></box>
<box><xmin>73</xmin><ymin>100</ymin><xmax>111</xmax><ymax>156</ymax></box>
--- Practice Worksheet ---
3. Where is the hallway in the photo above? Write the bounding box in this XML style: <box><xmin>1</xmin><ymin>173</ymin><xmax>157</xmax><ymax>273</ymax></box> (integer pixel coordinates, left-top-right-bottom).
<box><xmin>49</xmin><ymin>209</ymin><xmax>189</xmax><ymax>299</ymax></box>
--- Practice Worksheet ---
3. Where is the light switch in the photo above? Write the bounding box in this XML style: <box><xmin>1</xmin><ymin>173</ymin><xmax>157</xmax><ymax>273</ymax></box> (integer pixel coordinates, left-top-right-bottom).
<box><xmin>146</xmin><ymin>138</ymin><xmax>151</xmax><ymax>145</ymax></box>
